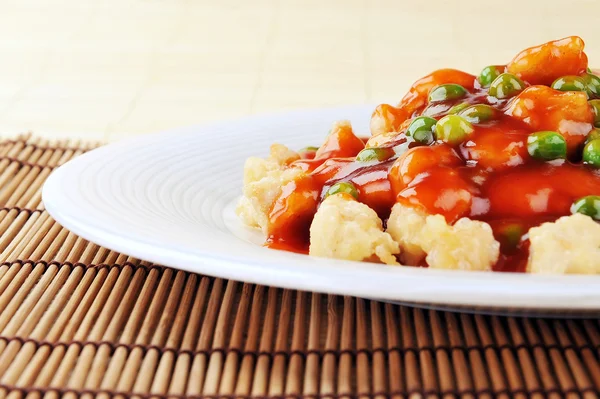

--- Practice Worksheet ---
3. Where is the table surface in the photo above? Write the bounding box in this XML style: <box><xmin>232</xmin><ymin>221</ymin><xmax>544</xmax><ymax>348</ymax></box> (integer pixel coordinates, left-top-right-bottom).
<box><xmin>1</xmin><ymin>0</ymin><xmax>599</xmax><ymax>142</ymax></box>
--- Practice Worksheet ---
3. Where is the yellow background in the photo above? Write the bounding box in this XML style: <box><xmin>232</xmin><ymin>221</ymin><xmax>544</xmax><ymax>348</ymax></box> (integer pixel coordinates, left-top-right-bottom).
<box><xmin>0</xmin><ymin>0</ymin><xmax>597</xmax><ymax>141</ymax></box>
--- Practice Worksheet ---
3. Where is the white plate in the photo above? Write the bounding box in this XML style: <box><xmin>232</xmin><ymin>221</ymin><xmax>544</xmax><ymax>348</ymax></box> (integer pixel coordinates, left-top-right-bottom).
<box><xmin>43</xmin><ymin>105</ymin><xmax>600</xmax><ymax>315</ymax></box>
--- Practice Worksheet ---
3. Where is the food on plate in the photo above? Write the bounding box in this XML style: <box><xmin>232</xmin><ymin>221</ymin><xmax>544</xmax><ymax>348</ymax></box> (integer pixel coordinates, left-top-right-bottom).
<box><xmin>236</xmin><ymin>36</ymin><xmax>600</xmax><ymax>274</ymax></box>
<box><xmin>309</xmin><ymin>193</ymin><xmax>400</xmax><ymax>265</ymax></box>
<box><xmin>236</xmin><ymin>144</ymin><xmax>302</xmax><ymax>233</ymax></box>
<box><xmin>527</xmin><ymin>214</ymin><xmax>600</xmax><ymax>274</ymax></box>
<box><xmin>386</xmin><ymin>204</ymin><xmax>500</xmax><ymax>271</ymax></box>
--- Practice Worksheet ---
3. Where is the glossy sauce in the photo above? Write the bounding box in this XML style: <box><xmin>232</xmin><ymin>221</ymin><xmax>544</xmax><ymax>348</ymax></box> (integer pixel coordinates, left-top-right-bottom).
<box><xmin>265</xmin><ymin>36</ymin><xmax>600</xmax><ymax>272</ymax></box>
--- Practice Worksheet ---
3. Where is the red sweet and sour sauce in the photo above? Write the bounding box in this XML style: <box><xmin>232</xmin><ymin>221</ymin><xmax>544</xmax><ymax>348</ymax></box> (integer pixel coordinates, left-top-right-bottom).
<box><xmin>264</xmin><ymin>36</ymin><xmax>600</xmax><ymax>272</ymax></box>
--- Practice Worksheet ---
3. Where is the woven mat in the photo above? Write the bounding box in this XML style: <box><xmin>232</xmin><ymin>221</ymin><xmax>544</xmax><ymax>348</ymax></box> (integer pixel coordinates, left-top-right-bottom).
<box><xmin>0</xmin><ymin>135</ymin><xmax>599</xmax><ymax>399</ymax></box>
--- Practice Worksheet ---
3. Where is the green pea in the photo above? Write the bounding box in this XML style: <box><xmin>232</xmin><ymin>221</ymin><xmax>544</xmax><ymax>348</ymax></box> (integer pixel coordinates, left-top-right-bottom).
<box><xmin>581</xmin><ymin>73</ymin><xmax>600</xmax><ymax>98</ymax></box>
<box><xmin>488</xmin><ymin>73</ymin><xmax>525</xmax><ymax>99</ymax></box>
<box><xmin>448</xmin><ymin>102</ymin><xmax>470</xmax><ymax>115</ymax></box>
<box><xmin>583</xmin><ymin>139</ymin><xmax>600</xmax><ymax>167</ymax></box>
<box><xmin>497</xmin><ymin>223</ymin><xmax>524</xmax><ymax>250</ymax></box>
<box><xmin>478</xmin><ymin>65</ymin><xmax>505</xmax><ymax>87</ymax></box>
<box><xmin>300</xmin><ymin>146</ymin><xmax>318</xmax><ymax>152</ymax></box>
<box><xmin>356</xmin><ymin>147</ymin><xmax>395</xmax><ymax>162</ymax></box>
<box><xmin>325</xmin><ymin>182</ymin><xmax>359</xmax><ymax>200</ymax></box>
<box><xmin>590</xmin><ymin>100</ymin><xmax>600</xmax><ymax>127</ymax></box>
<box><xmin>428</xmin><ymin>84</ymin><xmax>468</xmax><ymax>103</ymax></box>
<box><xmin>586</xmin><ymin>128</ymin><xmax>600</xmax><ymax>144</ymax></box>
<box><xmin>459</xmin><ymin>104</ymin><xmax>497</xmax><ymax>124</ymax></box>
<box><xmin>526</xmin><ymin>131</ymin><xmax>567</xmax><ymax>160</ymax></box>
<box><xmin>435</xmin><ymin>115</ymin><xmax>474</xmax><ymax>145</ymax></box>
<box><xmin>551</xmin><ymin>75</ymin><xmax>588</xmax><ymax>94</ymax></box>
<box><xmin>570</xmin><ymin>195</ymin><xmax>600</xmax><ymax>220</ymax></box>
<box><xmin>407</xmin><ymin>116</ymin><xmax>436</xmax><ymax>145</ymax></box>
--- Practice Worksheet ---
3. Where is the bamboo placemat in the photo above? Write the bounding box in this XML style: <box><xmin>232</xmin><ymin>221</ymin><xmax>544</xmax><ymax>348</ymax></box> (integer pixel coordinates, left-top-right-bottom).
<box><xmin>0</xmin><ymin>135</ymin><xmax>599</xmax><ymax>398</ymax></box>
